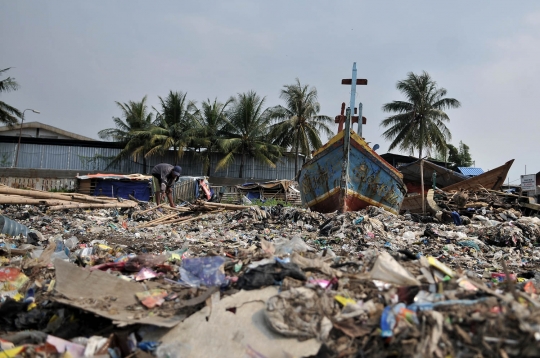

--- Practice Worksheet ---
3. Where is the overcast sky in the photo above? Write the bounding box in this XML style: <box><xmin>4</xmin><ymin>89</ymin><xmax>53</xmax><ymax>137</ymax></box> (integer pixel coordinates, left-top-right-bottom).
<box><xmin>2</xmin><ymin>1</ymin><xmax>540</xmax><ymax>184</ymax></box>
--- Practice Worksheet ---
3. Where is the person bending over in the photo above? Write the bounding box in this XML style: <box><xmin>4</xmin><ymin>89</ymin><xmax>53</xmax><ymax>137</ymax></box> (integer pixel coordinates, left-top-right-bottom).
<box><xmin>151</xmin><ymin>164</ymin><xmax>182</xmax><ymax>207</ymax></box>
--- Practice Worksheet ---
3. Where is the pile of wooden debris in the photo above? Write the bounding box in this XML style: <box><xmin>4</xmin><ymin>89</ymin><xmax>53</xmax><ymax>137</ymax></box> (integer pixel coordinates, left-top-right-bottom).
<box><xmin>429</xmin><ymin>186</ymin><xmax>540</xmax><ymax>219</ymax></box>
<box><xmin>132</xmin><ymin>200</ymin><xmax>266</xmax><ymax>227</ymax></box>
<box><xmin>0</xmin><ymin>184</ymin><xmax>138</xmax><ymax>210</ymax></box>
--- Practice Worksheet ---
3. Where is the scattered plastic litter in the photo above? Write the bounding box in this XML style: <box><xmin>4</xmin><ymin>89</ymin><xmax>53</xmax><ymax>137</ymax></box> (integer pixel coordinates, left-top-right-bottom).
<box><xmin>1</xmin><ymin>198</ymin><xmax>540</xmax><ymax>357</ymax></box>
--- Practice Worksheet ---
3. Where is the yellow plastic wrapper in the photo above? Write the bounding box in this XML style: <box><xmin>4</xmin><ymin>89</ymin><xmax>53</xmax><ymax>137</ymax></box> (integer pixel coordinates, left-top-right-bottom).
<box><xmin>1</xmin><ymin>346</ymin><xmax>25</xmax><ymax>357</ymax></box>
<box><xmin>427</xmin><ymin>256</ymin><xmax>454</xmax><ymax>277</ymax></box>
<box><xmin>96</xmin><ymin>244</ymin><xmax>114</xmax><ymax>253</ymax></box>
<box><xmin>334</xmin><ymin>295</ymin><xmax>356</xmax><ymax>306</ymax></box>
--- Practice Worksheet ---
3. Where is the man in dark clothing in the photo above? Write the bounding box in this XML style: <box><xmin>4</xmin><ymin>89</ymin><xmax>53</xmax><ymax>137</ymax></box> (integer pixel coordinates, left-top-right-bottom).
<box><xmin>151</xmin><ymin>164</ymin><xmax>182</xmax><ymax>207</ymax></box>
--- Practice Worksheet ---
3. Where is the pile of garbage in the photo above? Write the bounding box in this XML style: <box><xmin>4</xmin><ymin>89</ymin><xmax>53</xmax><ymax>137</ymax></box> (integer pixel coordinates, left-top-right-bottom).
<box><xmin>2</xmin><ymin>200</ymin><xmax>540</xmax><ymax>357</ymax></box>
<box><xmin>432</xmin><ymin>187</ymin><xmax>540</xmax><ymax>222</ymax></box>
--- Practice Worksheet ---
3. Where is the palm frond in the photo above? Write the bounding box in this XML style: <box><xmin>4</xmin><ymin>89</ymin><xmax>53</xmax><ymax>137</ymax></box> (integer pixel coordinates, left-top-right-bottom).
<box><xmin>381</xmin><ymin>71</ymin><xmax>459</xmax><ymax>158</ymax></box>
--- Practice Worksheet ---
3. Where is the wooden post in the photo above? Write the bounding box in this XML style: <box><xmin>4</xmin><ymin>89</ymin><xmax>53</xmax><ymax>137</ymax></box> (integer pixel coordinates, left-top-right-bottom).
<box><xmin>420</xmin><ymin>159</ymin><xmax>425</xmax><ymax>214</ymax></box>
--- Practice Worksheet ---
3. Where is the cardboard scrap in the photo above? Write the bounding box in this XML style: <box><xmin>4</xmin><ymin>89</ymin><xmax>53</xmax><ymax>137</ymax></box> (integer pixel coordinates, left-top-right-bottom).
<box><xmin>53</xmin><ymin>259</ymin><xmax>183</xmax><ymax>327</ymax></box>
<box><xmin>160</xmin><ymin>286</ymin><xmax>321</xmax><ymax>358</ymax></box>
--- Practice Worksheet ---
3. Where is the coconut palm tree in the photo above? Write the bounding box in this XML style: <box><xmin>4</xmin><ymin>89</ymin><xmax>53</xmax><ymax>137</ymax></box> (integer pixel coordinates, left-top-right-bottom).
<box><xmin>142</xmin><ymin>91</ymin><xmax>198</xmax><ymax>163</ymax></box>
<box><xmin>0</xmin><ymin>68</ymin><xmax>22</xmax><ymax>126</ymax></box>
<box><xmin>380</xmin><ymin>71</ymin><xmax>460</xmax><ymax>158</ymax></box>
<box><xmin>269</xmin><ymin>78</ymin><xmax>333</xmax><ymax>176</ymax></box>
<box><xmin>216</xmin><ymin>91</ymin><xmax>282</xmax><ymax>178</ymax></box>
<box><xmin>98</xmin><ymin>96</ymin><xmax>154</xmax><ymax>172</ymax></box>
<box><xmin>192</xmin><ymin>98</ymin><xmax>233</xmax><ymax>176</ymax></box>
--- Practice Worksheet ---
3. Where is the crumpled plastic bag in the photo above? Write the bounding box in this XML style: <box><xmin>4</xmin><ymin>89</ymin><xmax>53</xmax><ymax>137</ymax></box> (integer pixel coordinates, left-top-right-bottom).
<box><xmin>274</xmin><ymin>236</ymin><xmax>313</xmax><ymax>256</ymax></box>
<box><xmin>369</xmin><ymin>252</ymin><xmax>420</xmax><ymax>286</ymax></box>
<box><xmin>180</xmin><ymin>256</ymin><xmax>227</xmax><ymax>287</ymax></box>
<box><xmin>237</xmin><ymin>260</ymin><xmax>305</xmax><ymax>290</ymax></box>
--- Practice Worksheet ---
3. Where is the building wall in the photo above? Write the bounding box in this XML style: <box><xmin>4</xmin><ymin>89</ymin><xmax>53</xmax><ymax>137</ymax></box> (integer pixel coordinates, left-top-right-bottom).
<box><xmin>0</xmin><ymin>141</ymin><xmax>299</xmax><ymax>180</ymax></box>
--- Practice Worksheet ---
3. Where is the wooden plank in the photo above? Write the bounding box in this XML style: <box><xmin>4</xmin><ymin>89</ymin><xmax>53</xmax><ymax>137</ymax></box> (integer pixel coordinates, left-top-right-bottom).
<box><xmin>520</xmin><ymin>202</ymin><xmax>540</xmax><ymax>212</ymax></box>
<box><xmin>0</xmin><ymin>184</ymin><xmax>110</xmax><ymax>204</ymax></box>
<box><xmin>341</xmin><ymin>79</ymin><xmax>368</xmax><ymax>85</ymax></box>
<box><xmin>48</xmin><ymin>202</ymin><xmax>138</xmax><ymax>210</ymax></box>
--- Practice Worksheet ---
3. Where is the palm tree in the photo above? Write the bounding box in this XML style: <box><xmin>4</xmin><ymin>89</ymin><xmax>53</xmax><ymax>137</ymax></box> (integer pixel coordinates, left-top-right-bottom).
<box><xmin>192</xmin><ymin>98</ymin><xmax>233</xmax><ymax>176</ymax></box>
<box><xmin>216</xmin><ymin>91</ymin><xmax>282</xmax><ymax>178</ymax></box>
<box><xmin>269</xmin><ymin>78</ymin><xmax>333</xmax><ymax>176</ymax></box>
<box><xmin>142</xmin><ymin>91</ymin><xmax>198</xmax><ymax>163</ymax></box>
<box><xmin>0</xmin><ymin>68</ymin><xmax>22</xmax><ymax>126</ymax></box>
<box><xmin>98</xmin><ymin>96</ymin><xmax>154</xmax><ymax>172</ymax></box>
<box><xmin>380</xmin><ymin>71</ymin><xmax>460</xmax><ymax>158</ymax></box>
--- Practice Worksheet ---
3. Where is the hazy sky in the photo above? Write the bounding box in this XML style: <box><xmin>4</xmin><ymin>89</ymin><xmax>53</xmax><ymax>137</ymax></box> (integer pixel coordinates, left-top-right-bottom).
<box><xmin>2</xmin><ymin>1</ymin><xmax>540</xmax><ymax>184</ymax></box>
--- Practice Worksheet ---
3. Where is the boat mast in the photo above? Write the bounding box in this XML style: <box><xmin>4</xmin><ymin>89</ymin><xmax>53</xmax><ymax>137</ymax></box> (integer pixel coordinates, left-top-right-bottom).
<box><xmin>339</xmin><ymin>63</ymin><xmax>357</xmax><ymax>211</ymax></box>
<box><xmin>344</xmin><ymin>63</ymin><xmax>357</xmax><ymax>155</ymax></box>
<box><xmin>339</xmin><ymin>63</ymin><xmax>368</xmax><ymax>211</ymax></box>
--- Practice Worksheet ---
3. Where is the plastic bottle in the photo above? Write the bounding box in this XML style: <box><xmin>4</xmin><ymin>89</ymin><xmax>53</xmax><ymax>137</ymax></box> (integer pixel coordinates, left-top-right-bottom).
<box><xmin>64</xmin><ymin>236</ymin><xmax>79</xmax><ymax>250</ymax></box>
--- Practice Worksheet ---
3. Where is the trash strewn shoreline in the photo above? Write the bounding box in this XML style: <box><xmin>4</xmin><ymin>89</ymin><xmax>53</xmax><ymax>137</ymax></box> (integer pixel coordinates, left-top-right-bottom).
<box><xmin>2</xmin><ymin>201</ymin><xmax>540</xmax><ymax>357</ymax></box>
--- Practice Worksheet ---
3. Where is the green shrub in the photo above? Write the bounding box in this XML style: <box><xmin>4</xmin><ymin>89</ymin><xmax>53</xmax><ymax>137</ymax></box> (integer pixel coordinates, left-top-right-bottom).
<box><xmin>251</xmin><ymin>198</ymin><xmax>292</xmax><ymax>207</ymax></box>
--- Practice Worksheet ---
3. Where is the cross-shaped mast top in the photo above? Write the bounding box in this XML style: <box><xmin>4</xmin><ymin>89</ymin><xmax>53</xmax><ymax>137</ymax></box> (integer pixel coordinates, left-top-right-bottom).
<box><xmin>341</xmin><ymin>62</ymin><xmax>367</xmax><ymax>136</ymax></box>
<box><xmin>335</xmin><ymin>102</ymin><xmax>366</xmax><ymax>133</ymax></box>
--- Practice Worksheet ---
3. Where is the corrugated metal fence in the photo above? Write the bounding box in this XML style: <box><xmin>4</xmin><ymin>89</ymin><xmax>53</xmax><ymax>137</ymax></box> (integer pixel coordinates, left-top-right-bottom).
<box><xmin>0</xmin><ymin>142</ymin><xmax>299</xmax><ymax>180</ymax></box>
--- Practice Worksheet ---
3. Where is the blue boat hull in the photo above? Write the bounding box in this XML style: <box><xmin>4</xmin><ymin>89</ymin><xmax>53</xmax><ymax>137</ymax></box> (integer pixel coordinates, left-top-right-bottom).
<box><xmin>298</xmin><ymin>131</ymin><xmax>407</xmax><ymax>214</ymax></box>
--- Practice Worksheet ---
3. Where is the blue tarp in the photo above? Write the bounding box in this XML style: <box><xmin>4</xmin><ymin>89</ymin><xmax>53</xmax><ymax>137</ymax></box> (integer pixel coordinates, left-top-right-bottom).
<box><xmin>93</xmin><ymin>180</ymin><xmax>151</xmax><ymax>201</ymax></box>
<box><xmin>245</xmin><ymin>191</ymin><xmax>261</xmax><ymax>200</ymax></box>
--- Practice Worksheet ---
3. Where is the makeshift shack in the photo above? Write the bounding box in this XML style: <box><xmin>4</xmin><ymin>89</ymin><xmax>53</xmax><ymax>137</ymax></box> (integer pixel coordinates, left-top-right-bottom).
<box><xmin>173</xmin><ymin>176</ymin><xmax>216</xmax><ymax>203</ymax></box>
<box><xmin>230</xmin><ymin>180</ymin><xmax>301</xmax><ymax>205</ymax></box>
<box><xmin>76</xmin><ymin>173</ymin><xmax>151</xmax><ymax>201</ymax></box>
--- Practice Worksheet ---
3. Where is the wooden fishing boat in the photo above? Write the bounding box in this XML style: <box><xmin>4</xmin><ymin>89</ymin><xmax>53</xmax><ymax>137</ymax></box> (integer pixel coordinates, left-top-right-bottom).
<box><xmin>401</xmin><ymin>159</ymin><xmax>514</xmax><ymax>213</ymax></box>
<box><xmin>298</xmin><ymin>63</ymin><xmax>408</xmax><ymax>214</ymax></box>
<box><xmin>442</xmin><ymin>159</ymin><xmax>514</xmax><ymax>192</ymax></box>
<box><xmin>399</xmin><ymin>159</ymin><xmax>468</xmax><ymax>192</ymax></box>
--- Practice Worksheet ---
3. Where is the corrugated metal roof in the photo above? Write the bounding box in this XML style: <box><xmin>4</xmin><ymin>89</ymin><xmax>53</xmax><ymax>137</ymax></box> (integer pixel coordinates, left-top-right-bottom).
<box><xmin>458</xmin><ymin>167</ymin><xmax>484</xmax><ymax>176</ymax></box>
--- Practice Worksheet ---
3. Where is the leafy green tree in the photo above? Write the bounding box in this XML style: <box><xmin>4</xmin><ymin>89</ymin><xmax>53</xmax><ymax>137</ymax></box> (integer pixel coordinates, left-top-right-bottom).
<box><xmin>192</xmin><ymin>98</ymin><xmax>233</xmax><ymax>176</ymax></box>
<box><xmin>269</xmin><ymin>78</ymin><xmax>333</xmax><ymax>176</ymax></box>
<box><xmin>380</xmin><ymin>71</ymin><xmax>460</xmax><ymax>158</ymax></box>
<box><xmin>0</xmin><ymin>68</ymin><xmax>22</xmax><ymax>126</ymax></box>
<box><xmin>98</xmin><ymin>96</ymin><xmax>154</xmax><ymax>172</ymax></box>
<box><xmin>216</xmin><ymin>91</ymin><xmax>282</xmax><ymax>178</ymax></box>
<box><xmin>142</xmin><ymin>91</ymin><xmax>198</xmax><ymax>163</ymax></box>
<box><xmin>447</xmin><ymin>141</ymin><xmax>473</xmax><ymax>169</ymax></box>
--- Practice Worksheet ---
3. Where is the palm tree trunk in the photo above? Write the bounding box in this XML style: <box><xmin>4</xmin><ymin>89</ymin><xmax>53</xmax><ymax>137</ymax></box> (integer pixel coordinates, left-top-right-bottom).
<box><xmin>206</xmin><ymin>151</ymin><xmax>211</xmax><ymax>177</ymax></box>
<box><xmin>239</xmin><ymin>152</ymin><xmax>245</xmax><ymax>178</ymax></box>
<box><xmin>143</xmin><ymin>156</ymin><xmax>147</xmax><ymax>174</ymax></box>
<box><xmin>294</xmin><ymin>130</ymin><xmax>301</xmax><ymax>178</ymax></box>
<box><xmin>294</xmin><ymin>143</ymin><xmax>300</xmax><ymax>180</ymax></box>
